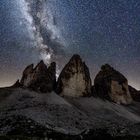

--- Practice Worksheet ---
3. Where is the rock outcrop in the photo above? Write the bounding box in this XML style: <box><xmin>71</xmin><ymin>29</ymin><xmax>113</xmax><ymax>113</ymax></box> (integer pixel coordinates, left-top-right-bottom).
<box><xmin>129</xmin><ymin>86</ymin><xmax>140</xmax><ymax>102</ymax></box>
<box><xmin>20</xmin><ymin>60</ymin><xmax>56</xmax><ymax>93</ymax></box>
<box><xmin>94</xmin><ymin>64</ymin><xmax>132</xmax><ymax>104</ymax></box>
<box><xmin>56</xmin><ymin>54</ymin><xmax>92</xmax><ymax>97</ymax></box>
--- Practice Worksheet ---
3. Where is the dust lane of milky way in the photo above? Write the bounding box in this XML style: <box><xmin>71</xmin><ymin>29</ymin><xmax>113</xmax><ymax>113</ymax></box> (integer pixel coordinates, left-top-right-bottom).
<box><xmin>0</xmin><ymin>0</ymin><xmax>140</xmax><ymax>89</ymax></box>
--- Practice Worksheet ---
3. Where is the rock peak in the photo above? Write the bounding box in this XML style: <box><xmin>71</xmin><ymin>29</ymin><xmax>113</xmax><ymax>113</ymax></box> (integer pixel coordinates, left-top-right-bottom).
<box><xmin>56</xmin><ymin>54</ymin><xmax>92</xmax><ymax>97</ymax></box>
<box><xmin>69</xmin><ymin>54</ymin><xmax>83</xmax><ymax>64</ymax></box>
<box><xmin>24</xmin><ymin>64</ymin><xmax>34</xmax><ymax>72</ymax></box>
<box><xmin>70</xmin><ymin>54</ymin><xmax>81</xmax><ymax>60</ymax></box>
<box><xmin>98</xmin><ymin>64</ymin><xmax>127</xmax><ymax>83</ymax></box>
<box><xmin>49</xmin><ymin>62</ymin><xmax>56</xmax><ymax>68</ymax></box>
<box><xmin>35</xmin><ymin>60</ymin><xmax>47</xmax><ymax>72</ymax></box>
<box><xmin>101</xmin><ymin>64</ymin><xmax>113</xmax><ymax>71</ymax></box>
<box><xmin>20</xmin><ymin>61</ymin><xmax>56</xmax><ymax>93</ymax></box>
<box><xmin>37</xmin><ymin>60</ymin><xmax>44</xmax><ymax>65</ymax></box>
<box><xmin>94</xmin><ymin>64</ymin><xmax>132</xmax><ymax>104</ymax></box>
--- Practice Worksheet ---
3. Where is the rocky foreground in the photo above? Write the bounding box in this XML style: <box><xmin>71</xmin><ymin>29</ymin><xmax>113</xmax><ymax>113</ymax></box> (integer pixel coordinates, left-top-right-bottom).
<box><xmin>0</xmin><ymin>54</ymin><xmax>140</xmax><ymax>140</ymax></box>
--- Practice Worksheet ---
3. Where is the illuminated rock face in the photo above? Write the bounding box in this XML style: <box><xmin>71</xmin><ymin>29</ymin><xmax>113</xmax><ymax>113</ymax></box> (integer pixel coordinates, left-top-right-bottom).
<box><xmin>94</xmin><ymin>64</ymin><xmax>132</xmax><ymax>104</ymax></box>
<box><xmin>110</xmin><ymin>80</ymin><xmax>132</xmax><ymax>104</ymax></box>
<box><xmin>20</xmin><ymin>61</ymin><xmax>56</xmax><ymax>93</ymax></box>
<box><xmin>56</xmin><ymin>54</ymin><xmax>92</xmax><ymax>97</ymax></box>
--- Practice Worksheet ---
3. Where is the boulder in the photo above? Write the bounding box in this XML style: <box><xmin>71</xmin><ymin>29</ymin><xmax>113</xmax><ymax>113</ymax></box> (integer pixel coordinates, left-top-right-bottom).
<box><xmin>20</xmin><ymin>60</ymin><xmax>56</xmax><ymax>93</ymax></box>
<box><xmin>94</xmin><ymin>64</ymin><xmax>132</xmax><ymax>104</ymax></box>
<box><xmin>56</xmin><ymin>54</ymin><xmax>92</xmax><ymax>97</ymax></box>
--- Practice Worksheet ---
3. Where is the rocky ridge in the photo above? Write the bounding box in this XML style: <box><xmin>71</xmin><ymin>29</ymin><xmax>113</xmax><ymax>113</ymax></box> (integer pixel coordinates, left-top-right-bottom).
<box><xmin>13</xmin><ymin>54</ymin><xmax>139</xmax><ymax>104</ymax></box>
<box><xmin>20</xmin><ymin>60</ymin><xmax>56</xmax><ymax>93</ymax></box>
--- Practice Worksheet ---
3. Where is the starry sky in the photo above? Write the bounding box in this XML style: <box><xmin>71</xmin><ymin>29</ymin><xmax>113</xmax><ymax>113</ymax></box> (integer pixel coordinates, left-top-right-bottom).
<box><xmin>0</xmin><ymin>0</ymin><xmax>140</xmax><ymax>89</ymax></box>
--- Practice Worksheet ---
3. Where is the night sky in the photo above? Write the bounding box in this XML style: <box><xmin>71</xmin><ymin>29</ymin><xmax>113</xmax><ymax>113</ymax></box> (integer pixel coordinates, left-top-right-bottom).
<box><xmin>0</xmin><ymin>0</ymin><xmax>140</xmax><ymax>89</ymax></box>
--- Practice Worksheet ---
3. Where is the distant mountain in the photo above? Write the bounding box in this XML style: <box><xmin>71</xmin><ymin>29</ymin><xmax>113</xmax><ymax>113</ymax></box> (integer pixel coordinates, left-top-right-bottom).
<box><xmin>0</xmin><ymin>54</ymin><xmax>140</xmax><ymax>140</ymax></box>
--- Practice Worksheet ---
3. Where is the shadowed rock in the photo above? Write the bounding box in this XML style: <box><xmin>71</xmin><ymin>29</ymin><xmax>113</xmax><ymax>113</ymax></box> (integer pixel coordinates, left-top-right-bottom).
<box><xmin>11</xmin><ymin>80</ymin><xmax>22</xmax><ymax>88</ymax></box>
<box><xmin>56</xmin><ymin>54</ymin><xmax>92</xmax><ymax>97</ymax></box>
<box><xmin>20</xmin><ymin>61</ymin><xmax>56</xmax><ymax>93</ymax></box>
<box><xmin>129</xmin><ymin>86</ymin><xmax>140</xmax><ymax>102</ymax></box>
<box><xmin>20</xmin><ymin>64</ymin><xmax>34</xmax><ymax>87</ymax></box>
<box><xmin>94</xmin><ymin>64</ymin><xmax>132</xmax><ymax>104</ymax></box>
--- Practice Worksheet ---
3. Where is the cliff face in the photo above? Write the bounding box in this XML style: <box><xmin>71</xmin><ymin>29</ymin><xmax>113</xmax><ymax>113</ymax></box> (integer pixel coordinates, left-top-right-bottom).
<box><xmin>20</xmin><ymin>61</ymin><xmax>56</xmax><ymax>93</ymax></box>
<box><xmin>94</xmin><ymin>64</ymin><xmax>133</xmax><ymax>104</ymax></box>
<box><xmin>56</xmin><ymin>54</ymin><xmax>92</xmax><ymax>97</ymax></box>
<box><xmin>20</xmin><ymin>64</ymin><xmax>34</xmax><ymax>87</ymax></box>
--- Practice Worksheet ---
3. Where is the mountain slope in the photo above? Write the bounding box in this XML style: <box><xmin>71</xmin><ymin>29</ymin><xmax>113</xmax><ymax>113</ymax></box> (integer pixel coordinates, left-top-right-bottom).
<box><xmin>0</xmin><ymin>87</ymin><xmax>140</xmax><ymax>138</ymax></box>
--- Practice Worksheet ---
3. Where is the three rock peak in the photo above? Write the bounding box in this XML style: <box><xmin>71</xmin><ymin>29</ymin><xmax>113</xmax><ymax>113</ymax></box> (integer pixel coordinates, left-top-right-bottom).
<box><xmin>13</xmin><ymin>54</ymin><xmax>134</xmax><ymax>105</ymax></box>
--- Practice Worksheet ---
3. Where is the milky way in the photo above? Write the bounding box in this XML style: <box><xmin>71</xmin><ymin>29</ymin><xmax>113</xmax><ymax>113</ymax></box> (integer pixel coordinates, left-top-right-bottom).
<box><xmin>0</xmin><ymin>0</ymin><xmax>140</xmax><ymax>89</ymax></box>
<box><xmin>18</xmin><ymin>0</ymin><xmax>65</xmax><ymax>65</ymax></box>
